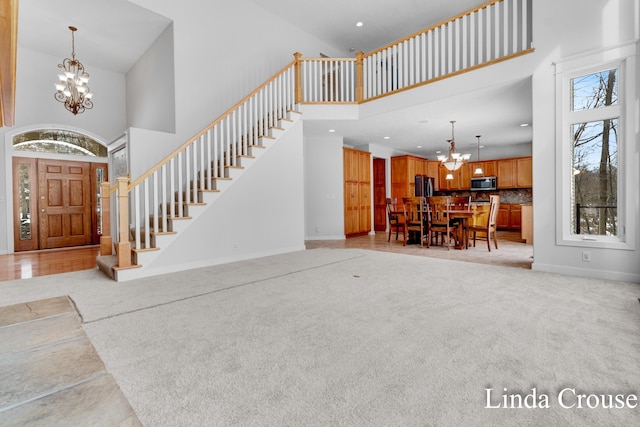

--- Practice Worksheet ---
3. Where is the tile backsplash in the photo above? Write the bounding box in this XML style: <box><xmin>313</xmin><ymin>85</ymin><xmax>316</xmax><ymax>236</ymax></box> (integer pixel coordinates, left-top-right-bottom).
<box><xmin>436</xmin><ymin>188</ymin><xmax>532</xmax><ymax>204</ymax></box>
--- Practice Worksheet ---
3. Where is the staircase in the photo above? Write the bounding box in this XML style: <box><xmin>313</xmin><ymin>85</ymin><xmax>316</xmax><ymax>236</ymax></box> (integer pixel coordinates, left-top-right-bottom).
<box><xmin>97</xmin><ymin>108</ymin><xmax>302</xmax><ymax>281</ymax></box>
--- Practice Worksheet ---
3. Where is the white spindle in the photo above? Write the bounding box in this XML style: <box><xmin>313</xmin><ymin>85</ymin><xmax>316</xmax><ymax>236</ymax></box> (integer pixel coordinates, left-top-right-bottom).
<box><xmin>177</xmin><ymin>151</ymin><xmax>183</xmax><ymax>217</ymax></box>
<box><xmin>393</xmin><ymin>45</ymin><xmax>399</xmax><ymax>90</ymax></box>
<box><xmin>161</xmin><ymin>164</ymin><xmax>167</xmax><ymax>231</ymax></box>
<box><xmin>134</xmin><ymin>186</ymin><xmax>140</xmax><ymax>250</ymax></box>
<box><xmin>144</xmin><ymin>180</ymin><xmax>150</xmax><ymax>248</ymax></box>
<box><xmin>185</xmin><ymin>146</ymin><xmax>191</xmax><ymax>204</ymax></box>
<box><xmin>169</xmin><ymin>158</ymin><xmax>175</xmax><ymax>218</ymax></box>
<box><xmin>462</xmin><ymin>15</ymin><xmax>468</xmax><ymax>69</ymax></box>
<box><xmin>494</xmin><ymin>2</ymin><xmax>500</xmax><ymax>60</ymax></box>
<box><xmin>191</xmin><ymin>140</ymin><xmax>197</xmax><ymax>199</ymax></box>
<box><xmin>212</xmin><ymin>127</ymin><xmax>219</xmax><ymax>178</ymax></box>
<box><xmin>447</xmin><ymin>22</ymin><xmax>453</xmax><ymax>74</ymax></box>
<box><xmin>486</xmin><ymin>6</ymin><xmax>492</xmax><ymax>61</ymax></box>
<box><xmin>152</xmin><ymin>171</ymin><xmax>158</xmax><ymax>236</ymax></box>
<box><xmin>522</xmin><ymin>0</ymin><xmax>528</xmax><ymax>50</ymax></box>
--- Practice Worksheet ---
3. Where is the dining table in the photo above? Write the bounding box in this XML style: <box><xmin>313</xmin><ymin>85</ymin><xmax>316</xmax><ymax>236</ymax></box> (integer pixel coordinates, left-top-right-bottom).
<box><xmin>446</xmin><ymin>208</ymin><xmax>479</xmax><ymax>249</ymax></box>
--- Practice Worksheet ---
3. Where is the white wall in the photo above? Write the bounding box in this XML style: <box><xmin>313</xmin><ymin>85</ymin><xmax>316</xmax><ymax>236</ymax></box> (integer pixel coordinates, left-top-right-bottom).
<box><xmin>0</xmin><ymin>47</ymin><xmax>127</xmax><ymax>254</ymax></box>
<box><xmin>126</xmin><ymin>24</ymin><xmax>175</xmax><ymax>133</ymax></box>
<box><xmin>304</xmin><ymin>135</ymin><xmax>345</xmax><ymax>240</ymax></box>
<box><xmin>130</xmin><ymin>121</ymin><xmax>306</xmax><ymax>278</ymax></box>
<box><xmin>531</xmin><ymin>0</ymin><xmax>640</xmax><ymax>282</ymax></box>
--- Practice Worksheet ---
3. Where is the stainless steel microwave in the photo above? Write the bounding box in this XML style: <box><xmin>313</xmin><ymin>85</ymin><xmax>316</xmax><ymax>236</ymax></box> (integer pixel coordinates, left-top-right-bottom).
<box><xmin>470</xmin><ymin>176</ymin><xmax>497</xmax><ymax>191</ymax></box>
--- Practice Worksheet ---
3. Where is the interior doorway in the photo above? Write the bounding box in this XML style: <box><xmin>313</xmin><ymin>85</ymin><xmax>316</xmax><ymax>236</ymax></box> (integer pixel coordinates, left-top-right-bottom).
<box><xmin>373</xmin><ymin>158</ymin><xmax>387</xmax><ymax>232</ymax></box>
<box><xmin>12</xmin><ymin>157</ymin><xmax>107</xmax><ymax>251</ymax></box>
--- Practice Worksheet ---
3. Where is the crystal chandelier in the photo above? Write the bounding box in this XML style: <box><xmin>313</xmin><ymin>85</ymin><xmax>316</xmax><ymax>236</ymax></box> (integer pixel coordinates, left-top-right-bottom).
<box><xmin>437</xmin><ymin>121</ymin><xmax>470</xmax><ymax>179</ymax></box>
<box><xmin>54</xmin><ymin>26</ymin><xmax>93</xmax><ymax>115</ymax></box>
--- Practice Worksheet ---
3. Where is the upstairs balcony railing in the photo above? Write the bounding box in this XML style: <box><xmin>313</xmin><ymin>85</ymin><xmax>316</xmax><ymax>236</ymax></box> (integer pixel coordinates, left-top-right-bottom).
<box><xmin>101</xmin><ymin>0</ymin><xmax>534</xmax><ymax>271</ymax></box>
<box><xmin>296</xmin><ymin>0</ymin><xmax>532</xmax><ymax>104</ymax></box>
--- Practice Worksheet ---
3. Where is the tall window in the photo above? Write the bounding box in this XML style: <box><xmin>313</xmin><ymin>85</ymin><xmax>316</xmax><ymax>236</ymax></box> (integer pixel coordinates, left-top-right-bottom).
<box><xmin>556</xmin><ymin>43</ymin><xmax>636</xmax><ymax>250</ymax></box>
<box><xmin>570</xmin><ymin>69</ymin><xmax>618</xmax><ymax>236</ymax></box>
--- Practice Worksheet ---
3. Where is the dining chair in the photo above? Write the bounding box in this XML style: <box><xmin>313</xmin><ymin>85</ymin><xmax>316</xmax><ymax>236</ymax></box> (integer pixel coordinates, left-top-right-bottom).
<box><xmin>426</xmin><ymin>195</ymin><xmax>452</xmax><ymax>250</ymax></box>
<box><xmin>449</xmin><ymin>196</ymin><xmax>471</xmax><ymax>211</ymax></box>
<box><xmin>468</xmin><ymin>195</ymin><xmax>500</xmax><ymax>251</ymax></box>
<box><xmin>402</xmin><ymin>197</ymin><xmax>428</xmax><ymax>247</ymax></box>
<box><xmin>386</xmin><ymin>198</ymin><xmax>406</xmax><ymax>244</ymax></box>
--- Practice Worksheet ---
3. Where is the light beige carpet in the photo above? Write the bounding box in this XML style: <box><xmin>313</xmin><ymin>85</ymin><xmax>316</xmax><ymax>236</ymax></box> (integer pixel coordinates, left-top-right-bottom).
<box><xmin>0</xmin><ymin>248</ymin><xmax>639</xmax><ymax>426</ymax></box>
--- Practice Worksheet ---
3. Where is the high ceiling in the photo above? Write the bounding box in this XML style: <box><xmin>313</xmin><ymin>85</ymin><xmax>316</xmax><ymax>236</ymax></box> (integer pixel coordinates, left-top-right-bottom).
<box><xmin>17</xmin><ymin>0</ymin><xmax>532</xmax><ymax>157</ymax></box>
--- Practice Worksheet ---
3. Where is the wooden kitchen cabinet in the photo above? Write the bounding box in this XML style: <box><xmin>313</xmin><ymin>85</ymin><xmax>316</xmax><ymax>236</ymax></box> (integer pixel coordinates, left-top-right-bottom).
<box><xmin>427</xmin><ymin>161</ymin><xmax>441</xmax><ymax>191</ymax></box>
<box><xmin>497</xmin><ymin>157</ymin><xmax>532</xmax><ymax>189</ymax></box>
<box><xmin>391</xmin><ymin>155</ymin><xmax>428</xmax><ymax>202</ymax></box>
<box><xmin>439</xmin><ymin>163</ymin><xmax>470</xmax><ymax>190</ymax></box>
<box><xmin>521</xmin><ymin>204</ymin><xmax>533</xmax><ymax>244</ymax></box>
<box><xmin>468</xmin><ymin>160</ymin><xmax>497</xmax><ymax>177</ymax></box>
<box><xmin>516</xmin><ymin>157</ymin><xmax>532</xmax><ymax>188</ymax></box>
<box><xmin>344</xmin><ymin>148</ymin><xmax>371</xmax><ymax>237</ymax></box>
<box><xmin>497</xmin><ymin>159</ymin><xmax>517</xmax><ymax>189</ymax></box>
<box><xmin>497</xmin><ymin>204</ymin><xmax>522</xmax><ymax>230</ymax></box>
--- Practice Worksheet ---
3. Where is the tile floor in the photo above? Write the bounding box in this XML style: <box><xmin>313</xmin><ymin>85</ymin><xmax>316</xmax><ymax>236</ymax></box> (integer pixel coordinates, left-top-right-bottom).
<box><xmin>0</xmin><ymin>296</ymin><xmax>141</xmax><ymax>426</ymax></box>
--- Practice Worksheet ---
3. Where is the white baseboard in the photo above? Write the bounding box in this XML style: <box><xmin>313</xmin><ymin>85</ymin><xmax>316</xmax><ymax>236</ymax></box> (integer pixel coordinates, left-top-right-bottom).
<box><xmin>532</xmin><ymin>262</ymin><xmax>640</xmax><ymax>284</ymax></box>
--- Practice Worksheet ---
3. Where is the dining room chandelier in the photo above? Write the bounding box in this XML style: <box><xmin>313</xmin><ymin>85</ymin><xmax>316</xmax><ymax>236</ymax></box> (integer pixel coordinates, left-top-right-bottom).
<box><xmin>54</xmin><ymin>26</ymin><xmax>93</xmax><ymax>115</ymax></box>
<box><xmin>437</xmin><ymin>121</ymin><xmax>470</xmax><ymax>179</ymax></box>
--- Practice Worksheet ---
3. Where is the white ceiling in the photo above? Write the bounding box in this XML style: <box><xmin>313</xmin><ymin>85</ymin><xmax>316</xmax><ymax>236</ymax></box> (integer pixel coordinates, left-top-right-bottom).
<box><xmin>17</xmin><ymin>0</ymin><xmax>532</xmax><ymax>158</ymax></box>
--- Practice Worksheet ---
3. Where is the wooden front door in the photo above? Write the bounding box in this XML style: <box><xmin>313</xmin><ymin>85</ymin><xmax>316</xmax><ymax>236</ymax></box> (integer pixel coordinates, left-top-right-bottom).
<box><xmin>38</xmin><ymin>159</ymin><xmax>93</xmax><ymax>249</ymax></box>
<box><xmin>13</xmin><ymin>157</ymin><xmax>107</xmax><ymax>251</ymax></box>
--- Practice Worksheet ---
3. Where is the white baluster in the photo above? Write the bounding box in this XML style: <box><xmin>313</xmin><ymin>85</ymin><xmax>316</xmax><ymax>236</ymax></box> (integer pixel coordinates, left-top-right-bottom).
<box><xmin>522</xmin><ymin>0</ymin><xmax>529</xmax><ymax>50</ymax></box>
<box><xmin>169</xmin><ymin>157</ymin><xmax>175</xmax><ymax>218</ymax></box>
<box><xmin>161</xmin><ymin>164</ymin><xmax>167</xmax><ymax>232</ymax></box>
<box><xmin>134</xmin><ymin>186</ymin><xmax>140</xmax><ymax>250</ymax></box>
<box><xmin>152</xmin><ymin>171</ymin><xmax>158</xmax><ymax>237</ymax></box>
<box><xmin>212</xmin><ymin>126</ymin><xmax>219</xmax><ymax>178</ymax></box>
<box><xmin>494</xmin><ymin>2</ymin><xmax>500</xmax><ymax>60</ymax></box>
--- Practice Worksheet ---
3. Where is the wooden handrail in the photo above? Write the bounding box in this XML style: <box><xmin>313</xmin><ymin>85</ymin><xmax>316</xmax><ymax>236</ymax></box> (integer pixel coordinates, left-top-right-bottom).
<box><xmin>364</xmin><ymin>0</ymin><xmax>505</xmax><ymax>59</ymax></box>
<box><xmin>128</xmin><ymin>59</ymin><xmax>297</xmax><ymax>190</ymax></box>
<box><xmin>298</xmin><ymin>57</ymin><xmax>357</xmax><ymax>62</ymax></box>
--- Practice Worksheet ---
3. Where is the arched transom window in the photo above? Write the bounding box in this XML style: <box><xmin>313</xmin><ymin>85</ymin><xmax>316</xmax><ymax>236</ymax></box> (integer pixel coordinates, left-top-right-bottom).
<box><xmin>12</xmin><ymin>129</ymin><xmax>107</xmax><ymax>157</ymax></box>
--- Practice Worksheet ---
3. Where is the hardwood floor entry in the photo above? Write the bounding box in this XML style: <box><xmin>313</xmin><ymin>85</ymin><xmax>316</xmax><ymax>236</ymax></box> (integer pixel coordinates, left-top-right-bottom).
<box><xmin>0</xmin><ymin>246</ymin><xmax>100</xmax><ymax>282</ymax></box>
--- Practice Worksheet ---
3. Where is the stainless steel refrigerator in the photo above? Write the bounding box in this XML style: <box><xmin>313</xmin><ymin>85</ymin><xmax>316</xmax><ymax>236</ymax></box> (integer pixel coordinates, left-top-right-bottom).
<box><xmin>414</xmin><ymin>175</ymin><xmax>435</xmax><ymax>197</ymax></box>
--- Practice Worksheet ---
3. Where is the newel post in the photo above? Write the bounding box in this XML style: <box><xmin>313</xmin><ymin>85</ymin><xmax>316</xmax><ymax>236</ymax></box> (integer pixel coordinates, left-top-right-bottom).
<box><xmin>293</xmin><ymin>52</ymin><xmax>303</xmax><ymax>104</ymax></box>
<box><xmin>99</xmin><ymin>181</ymin><xmax>112</xmax><ymax>256</ymax></box>
<box><xmin>115</xmin><ymin>177</ymin><xmax>131</xmax><ymax>268</ymax></box>
<box><xmin>355</xmin><ymin>51</ymin><xmax>364</xmax><ymax>103</ymax></box>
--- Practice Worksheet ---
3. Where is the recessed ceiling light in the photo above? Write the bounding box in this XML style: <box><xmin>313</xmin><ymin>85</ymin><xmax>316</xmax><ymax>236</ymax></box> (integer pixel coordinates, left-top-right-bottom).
<box><xmin>356</xmin><ymin>22</ymin><xmax>364</xmax><ymax>27</ymax></box>
<box><xmin>520</xmin><ymin>123</ymin><xmax>530</xmax><ymax>127</ymax></box>
<box><xmin>383</xmin><ymin>136</ymin><xmax>390</xmax><ymax>139</ymax></box>
<box><xmin>417</xmin><ymin>145</ymin><xmax>422</xmax><ymax>148</ymax></box>
<box><xmin>435</xmin><ymin>150</ymin><xmax>442</xmax><ymax>154</ymax></box>
<box><xmin>329</xmin><ymin>129</ymin><xmax>336</xmax><ymax>132</ymax></box>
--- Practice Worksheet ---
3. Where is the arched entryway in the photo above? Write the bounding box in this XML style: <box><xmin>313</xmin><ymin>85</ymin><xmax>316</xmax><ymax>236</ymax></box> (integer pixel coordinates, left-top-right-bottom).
<box><xmin>11</xmin><ymin>128</ymin><xmax>108</xmax><ymax>252</ymax></box>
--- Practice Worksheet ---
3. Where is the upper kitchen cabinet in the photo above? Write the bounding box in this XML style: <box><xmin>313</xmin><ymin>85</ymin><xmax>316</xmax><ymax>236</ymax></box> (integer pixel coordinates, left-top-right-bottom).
<box><xmin>497</xmin><ymin>157</ymin><xmax>532</xmax><ymax>189</ymax></box>
<box><xmin>468</xmin><ymin>160</ymin><xmax>497</xmax><ymax>178</ymax></box>
<box><xmin>391</xmin><ymin>155</ymin><xmax>428</xmax><ymax>202</ymax></box>
<box><xmin>439</xmin><ymin>163</ymin><xmax>470</xmax><ymax>191</ymax></box>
